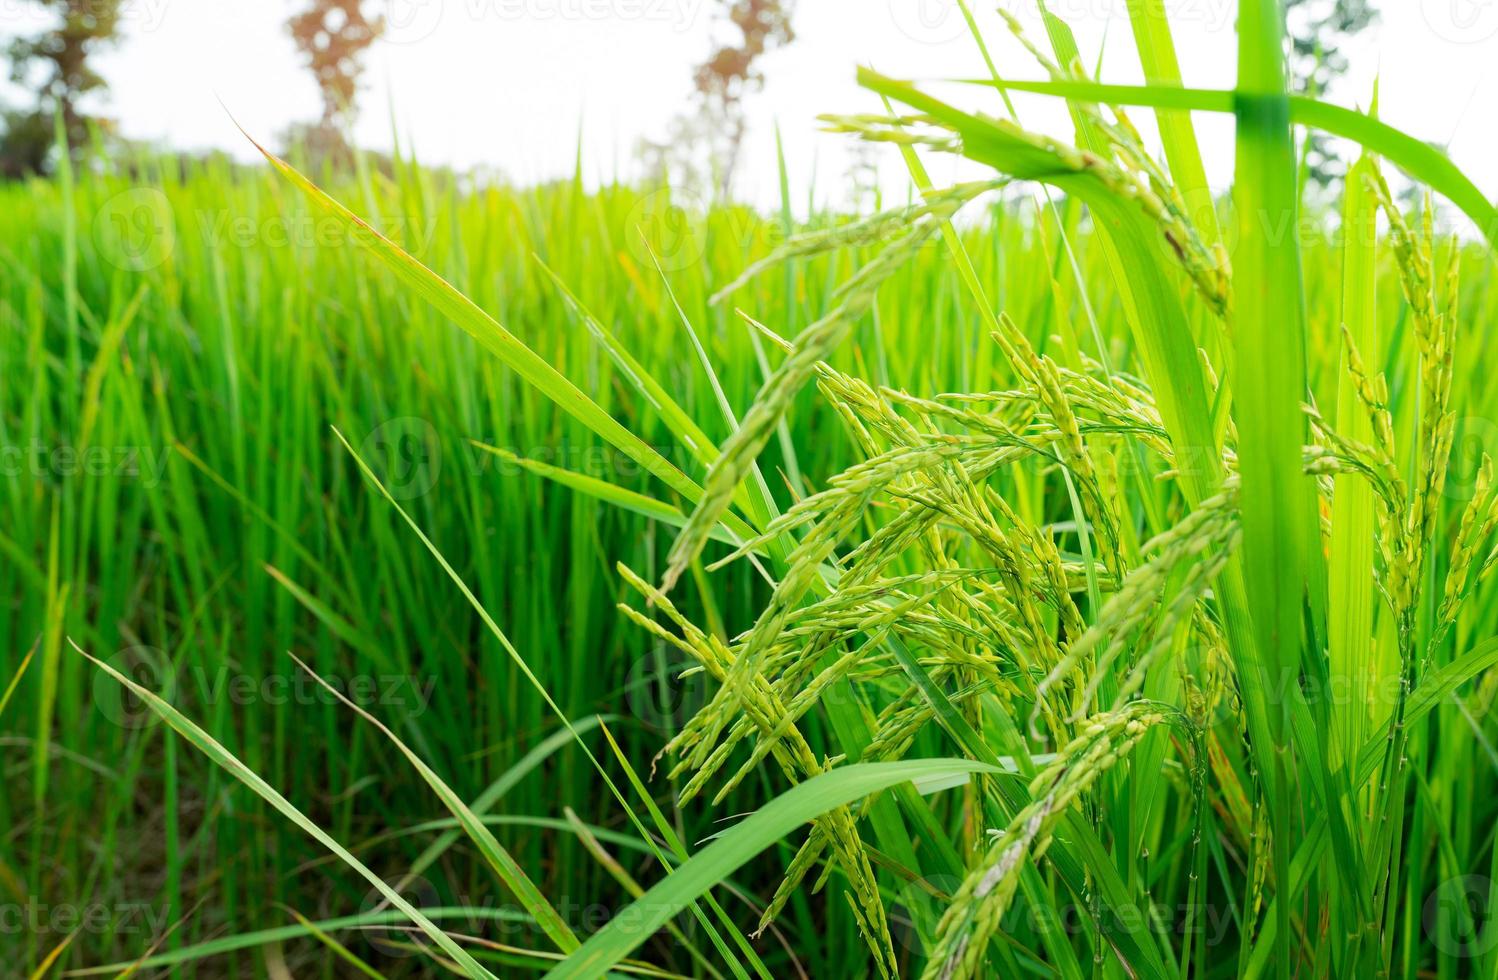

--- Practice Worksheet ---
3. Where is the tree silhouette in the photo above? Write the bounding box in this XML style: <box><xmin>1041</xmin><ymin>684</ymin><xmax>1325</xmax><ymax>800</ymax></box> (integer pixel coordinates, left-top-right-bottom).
<box><xmin>286</xmin><ymin>0</ymin><xmax>384</xmax><ymax>166</ymax></box>
<box><xmin>691</xmin><ymin>0</ymin><xmax>796</xmax><ymax>195</ymax></box>
<box><xmin>1285</xmin><ymin>0</ymin><xmax>1378</xmax><ymax>188</ymax></box>
<box><xmin>2</xmin><ymin>0</ymin><xmax>124</xmax><ymax>177</ymax></box>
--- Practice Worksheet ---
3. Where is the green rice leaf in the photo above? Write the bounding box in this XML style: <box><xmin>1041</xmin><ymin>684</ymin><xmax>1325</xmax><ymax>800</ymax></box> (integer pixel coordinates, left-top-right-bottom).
<box><xmin>946</xmin><ymin>77</ymin><xmax>1498</xmax><ymax>246</ymax></box>
<box><xmin>288</xmin><ymin>653</ymin><xmax>580</xmax><ymax>954</ymax></box>
<box><xmin>75</xmin><ymin>640</ymin><xmax>500</xmax><ymax>980</ymax></box>
<box><xmin>542</xmin><ymin>759</ymin><xmax>996</xmax><ymax>980</ymax></box>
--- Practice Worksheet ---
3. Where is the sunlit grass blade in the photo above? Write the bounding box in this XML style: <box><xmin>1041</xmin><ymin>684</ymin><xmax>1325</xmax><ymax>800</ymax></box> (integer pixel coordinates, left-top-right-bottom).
<box><xmin>242</xmin><ymin>127</ymin><xmax>748</xmax><ymax>536</ymax></box>
<box><xmin>945</xmin><ymin>76</ymin><xmax>1498</xmax><ymax>245</ymax></box>
<box><xmin>27</xmin><ymin>932</ymin><xmax>76</xmax><ymax>980</ymax></box>
<box><xmin>534</xmin><ymin>257</ymin><xmax>721</xmax><ymax>470</ymax></box>
<box><xmin>470</xmin><ymin>442</ymin><xmax>748</xmax><ymax>550</ymax></box>
<box><xmin>1123</xmin><ymin>0</ymin><xmax>1220</xmax><ymax>243</ymax></box>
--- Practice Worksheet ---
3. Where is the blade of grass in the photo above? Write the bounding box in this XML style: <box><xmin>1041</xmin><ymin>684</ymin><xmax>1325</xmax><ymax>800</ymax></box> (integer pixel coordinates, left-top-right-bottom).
<box><xmin>945</xmin><ymin>77</ymin><xmax>1498</xmax><ymax>246</ymax></box>
<box><xmin>1232</xmin><ymin>5</ymin><xmax>1320</xmax><ymax>972</ymax></box>
<box><xmin>542</xmin><ymin>759</ymin><xmax>997</xmax><ymax>980</ymax></box>
<box><xmin>0</xmin><ymin>641</ymin><xmax>36</xmax><ymax>722</ymax></box>
<box><xmin>66</xmin><ymin>909</ymin><xmax>533</xmax><ymax>976</ymax></box>
<box><xmin>332</xmin><ymin>427</ymin><xmax>770</xmax><ymax>980</ymax></box>
<box><xmin>470</xmin><ymin>443</ymin><xmax>747</xmax><ymax>550</ymax></box>
<box><xmin>242</xmin><ymin>126</ymin><xmax>757</xmax><ymax>546</ymax></box>
<box><xmin>281</xmin><ymin>907</ymin><xmax>389</xmax><ymax>980</ymax></box>
<box><xmin>1329</xmin><ymin>148</ymin><xmax>1381</xmax><ymax>779</ymax></box>
<box><xmin>75</xmin><ymin>641</ymin><xmax>499</xmax><ymax>980</ymax></box>
<box><xmin>287</xmin><ymin>652</ymin><xmax>580</xmax><ymax>954</ymax></box>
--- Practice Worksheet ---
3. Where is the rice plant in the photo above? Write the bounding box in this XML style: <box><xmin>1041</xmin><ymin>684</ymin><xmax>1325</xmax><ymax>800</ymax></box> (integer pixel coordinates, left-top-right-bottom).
<box><xmin>8</xmin><ymin>1</ymin><xmax>1498</xmax><ymax>977</ymax></box>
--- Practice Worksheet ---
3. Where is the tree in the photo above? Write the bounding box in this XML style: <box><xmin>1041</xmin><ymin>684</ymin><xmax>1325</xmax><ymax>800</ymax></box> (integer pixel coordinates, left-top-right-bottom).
<box><xmin>1284</xmin><ymin>0</ymin><xmax>1378</xmax><ymax>188</ymax></box>
<box><xmin>642</xmin><ymin>0</ymin><xmax>795</xmax><ymax>197</ymax></box>
<box><xmin>286</xmin><ymin>0</ymin><xmax>383</xmax><ymax>167</ymax></box>
<box><xmin>2</xmin><ymin>0</ymin><xmax>124</xmax><ymax>178</ymax></box>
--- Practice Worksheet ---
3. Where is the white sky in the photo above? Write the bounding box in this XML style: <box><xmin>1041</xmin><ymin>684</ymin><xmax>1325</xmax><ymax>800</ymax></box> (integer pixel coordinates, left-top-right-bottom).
<box><xmin>7</xmin><ymin>1</ymin><xmax>1498</xmax><ymax>210</ymax></box>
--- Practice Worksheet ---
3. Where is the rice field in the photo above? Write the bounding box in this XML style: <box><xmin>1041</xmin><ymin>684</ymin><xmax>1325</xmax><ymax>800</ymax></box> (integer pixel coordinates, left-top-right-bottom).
<box><xmin>6</xmin><ymin>4</ymin><xmax>1498</xmax><ymax>978</ymax></box>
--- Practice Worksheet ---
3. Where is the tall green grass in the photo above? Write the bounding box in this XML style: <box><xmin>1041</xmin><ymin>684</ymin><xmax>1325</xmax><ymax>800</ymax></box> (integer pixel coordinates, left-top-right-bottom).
<box><xmin>6</xmin><ymin>2</ymin><xmax>1498</xmax><ymax>976</ymax></box>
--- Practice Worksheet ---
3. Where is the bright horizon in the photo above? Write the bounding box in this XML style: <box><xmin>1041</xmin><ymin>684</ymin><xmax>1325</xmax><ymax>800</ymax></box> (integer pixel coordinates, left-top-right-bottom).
<box><xmin>7</xmin><ymin>1</ymin><xmax>1498</xmax><ymax>212</ymax></box>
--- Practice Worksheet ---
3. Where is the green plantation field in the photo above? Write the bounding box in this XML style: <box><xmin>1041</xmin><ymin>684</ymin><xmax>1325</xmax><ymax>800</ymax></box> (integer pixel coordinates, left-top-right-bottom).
<box><xmin>7</xmin><ymin>9</ymin><xmax>1498</xmax><ymax>979</ymax></box>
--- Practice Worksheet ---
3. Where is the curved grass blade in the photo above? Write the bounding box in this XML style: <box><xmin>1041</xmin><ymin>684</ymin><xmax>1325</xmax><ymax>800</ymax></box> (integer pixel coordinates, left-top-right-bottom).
<box><xmin>288</xmin><ymin>653</ymin><xmax>579</xmax><ymax>954</ymax></box>
<box><xmin>333</xmin><ymin>428</ymin><xmax>772</xmax><ymax>980</ymax></box>
<box><xmin>391</xmin><ymin>714</ymin><xmax>616</xmax><ymax>890</ymax></box>
<box><xmin>28</xmin><ymin>932</ymin><xmax>76</xmax><ymax>980</ymax></box>
<box><xmin>542</xmin><ymin>759</ymin><xmax>998</xmax><ymax>980</ymax></box>
<box><xmin>471</xmin><ymin>443</ymin><xmax>747</xmax><ymax>550</ymax></box>
<box><xmin>74</xmin><ymin>641</ymin><xmax>499</xmax><ymax>980</ymax></box>
<box><xmin>943</xmin><ymin>76</ymin><xmax>1498</xmax><ymax>245</ymax></box>
<box><xmin>0</xmin><ymin>641</ymin><xmax>35</xmax><ymax>722</ymax></box>
<box><xmin>241</xmin><ymin>126</ymin><xmax>756</xmax><ymax>546</ymax></box>
<box><xmin>281</xmin><ymin>907</ymin><xmax>388</xmax><ymax>980</ymax></box>
<box><xmin>534</xmin><ymin>257</ymin><xmax>721</xmax><ymax>470</ymax></box>
<box><xmin>67</xmin><ymin>909</ymin><xmax>530</xmax><ymax>976</ymax></box>
<box><xmin>563</xmin><ymin>807</ymin><xmax>728</xmax><ymax>980</ymax></box>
